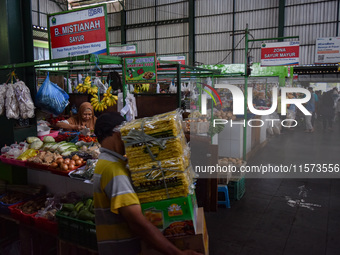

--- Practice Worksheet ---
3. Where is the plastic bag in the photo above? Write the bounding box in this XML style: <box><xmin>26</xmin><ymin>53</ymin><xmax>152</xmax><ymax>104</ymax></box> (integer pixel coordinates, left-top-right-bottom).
<box><xmin>5</xmin><ymin>83</ymin><xmax>20</xmax><ymax>119</ymax></box>
<box><xmin>93</xmin><ymin>77</ymin><xmax>108</xmax><ymax>94</ymax></box>
<box><xmin>13</xmin><ymin>81</ymin><xmax>35</xmax><ymax>119</ymax></box>
<box><xmin>0</xmin><ymin>84</ymin><xmax>6</xmax><ymax>115</ymax></box>
<box><xmin>64</xmin><ymin>77</ymin><xmax>72</xmax><ymax>93</ymax></box>
<box><xmin>35</xmin><ymin>73</ymin><xmax>69</xmax><ymax>116</ymax></box>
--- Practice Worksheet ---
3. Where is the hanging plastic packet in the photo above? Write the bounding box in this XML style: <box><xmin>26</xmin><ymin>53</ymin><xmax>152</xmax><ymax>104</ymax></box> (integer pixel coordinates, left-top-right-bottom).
<box><xmin>5</xmin><ymin>83</ymin><xmax>20</xmax><ymax>119</ymax></box>
<box><xmin>35</xmin><ymin>72</ymin><xmax>69</xmax><ymax>116</ymax></box>
<box><xmin>13</xmin><ymin>80</ymin><xmax>35</xmax><ymax>119</ymax></box>
<box><xmin>0</xmin><ymin>84</ymin><xmax>6</xmax><ymax>115</ymax></box>
<box><xmin>93</xmin><ymin>77</ymin><xmax>108</xmax><ymax>94</ymax></box>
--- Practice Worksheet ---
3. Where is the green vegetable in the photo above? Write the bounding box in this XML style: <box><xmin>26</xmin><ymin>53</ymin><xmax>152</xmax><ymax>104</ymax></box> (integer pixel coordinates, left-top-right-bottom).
<box><xmin>43</xmin><ymin>136</ymin><xmax>55</xmax><ymax>143</ymax></box>
<box><xmin>50</xmin><ymin>141</ymin><xmax>66</xmax><ymax>152</ymax></box>
<box><xmin>27</xmin><ymin>136</ymin><xmax>40</xmax><ymax>144</ymax></box>
<box><xmin>58</xmin><ymin>143</ymin><xmax>76</xmax><ymax>153</ymax></box>
<box><xmin>62</xmin><ymin>203</ymin><xmax>75</xmax><ymax>212</ymax></box>
<box><xmin>75</xmin><ymin>201</ymin><xmax>84</xmax><ymax>212</ymax></box>
<box><xmin>69</xmin><ymin>211</ymin><xmax>78</xmax><ymax>218</ymax></box>
<box><xmin>78</xmin><ymin>210</ymin><xmax>95</xmax><ymax>221</ymax></box>
<box><xmin>59</xmin><ymin>211</ymin><xmax>70</xmax><ymax>216</ymax></box>
<box><xmin>85</xmin><ymin>198</ymin><xmax>93</xmax><ymax>207</ymax></box>
<box><xmin>208</xmin><ymin>122</ymin><xmax>225</xmax><ymax>137</ymax></box>
<box><xmin>61</xmin><ymin>147</ymin><xmax>78</xmax><ymax>157</ymax></box>
<box><xmin>43</xmin><ymin>142</ymin><xmax>56</xmax><ymax>151</ymax></box>
<box><xmin>84</xmin><ymin>199</ymin><xmax>93</xmax><ymax>211</ymax></box>
<box><xmin>89</xmin><ymin>203</ymin><xmax>94</xmax><ymax>214</ymax></box>
<box><xmin>29</xmin><ymin>139</ymin><xmax>44</xmax><ymax>150</ymax></box>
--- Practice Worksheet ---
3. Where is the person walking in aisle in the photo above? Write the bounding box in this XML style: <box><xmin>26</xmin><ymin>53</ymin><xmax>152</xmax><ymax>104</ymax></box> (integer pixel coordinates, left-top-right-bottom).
<box><xmin>315</xmin><ymin>90</ymin><xmax>322</xmax><ymax>119</ymax></box>
<box><xmin>286</xmin><ymin>93</ymin><xmax>297</xmax><ymax>130</ymax></box>
<box><xmin>320</xmin><ymin>88</ymin><xmax>337</xmax><ymax>131</ymax></box>
<box><xmin>308</xmin><ymin>87</ymin><xmax>318</xmax><ymax>126</ymax></box>
<box><xmin>304</xmin><ymin>87</ymin><xmax>316</xmax><ymax>133</ymax></box>
<box><xmin>93</xmin><ymin>112</ymin><xmax>202</xmax><ymax>255</ymax></box>
<box><xmin>276</xmin><ymin>89</ymin><xmax>285</xmax><ymax>133</ymax></box>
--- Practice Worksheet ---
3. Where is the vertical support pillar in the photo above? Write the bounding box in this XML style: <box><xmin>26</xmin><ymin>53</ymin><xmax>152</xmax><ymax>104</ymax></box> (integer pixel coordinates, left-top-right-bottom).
<box><xmin>155</xmin><ymin>0</ymin><xmax>157</xmax><ymax>53</ymax></box>
<box><xmin>177</xmin><ymin>65</ymin><xmax>181</xmax><ymax>108</ymax></box>
<box><xmin>243</xmin><ymin>25</ymin><xmax>249</xmax><ymax>161</ymax></box>
<box><xmin>0</xmin><ymin>0</ymin><xmax>36</xmax><ymax>148</ymax></box>
<box><xmin>232</xmin><ymin>0</ymin><xmax>236</xmax><ymax>63</ymax></box>
<box><xmin>188</xmin><ymin>0</ymin><xmax>195</xmax><ymax>66</ymax></box>
<box><xmin>121</xmin><ymin>9</ymin><xmax>126</xmax><ymax>44</ymax></box>
<box><xmin>278</xmin><ymin>0</ymin><xmax>285</xmax><ymax>41</ymax></box>
<box><xmin>336</xmin><ymin>0</ymin><xmax>340</xmax><ymax>36</ymax></box>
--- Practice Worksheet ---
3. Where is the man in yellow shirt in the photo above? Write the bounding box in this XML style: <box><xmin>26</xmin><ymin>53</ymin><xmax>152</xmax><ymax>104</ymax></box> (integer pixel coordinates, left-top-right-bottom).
<box><xmin>93</xmin><ymin>112</ymin><xmax>202</xmax><ymax>255</ymax></box>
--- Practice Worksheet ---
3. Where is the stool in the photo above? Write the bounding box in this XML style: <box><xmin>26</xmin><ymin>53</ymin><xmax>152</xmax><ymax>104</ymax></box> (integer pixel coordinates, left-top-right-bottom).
<box><xmin>218</xmin><ymin>185</ymin><xmax>231</xmax><ymax>208</ymax></box>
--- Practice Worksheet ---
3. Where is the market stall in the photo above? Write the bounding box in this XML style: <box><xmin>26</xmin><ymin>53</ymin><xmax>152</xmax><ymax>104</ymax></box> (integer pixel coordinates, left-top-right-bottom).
<box><xmin>0</xmin><ymin>53</ymin><xmax>218</xmax><ymax>254</ymax></box>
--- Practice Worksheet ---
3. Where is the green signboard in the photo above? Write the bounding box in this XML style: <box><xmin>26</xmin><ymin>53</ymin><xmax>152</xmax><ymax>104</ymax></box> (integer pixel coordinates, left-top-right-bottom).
<box><xmin>124</xmin><ymin>53</ymin><xmax>157</xmax><ymax>84</ymax></box>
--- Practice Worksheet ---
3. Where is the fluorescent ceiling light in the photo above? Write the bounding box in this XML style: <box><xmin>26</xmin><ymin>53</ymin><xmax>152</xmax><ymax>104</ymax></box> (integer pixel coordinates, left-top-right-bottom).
<box><xmin>70</xmin><ymin>0</ymin><xmax>118</xmax><ymax>9</ymax></box>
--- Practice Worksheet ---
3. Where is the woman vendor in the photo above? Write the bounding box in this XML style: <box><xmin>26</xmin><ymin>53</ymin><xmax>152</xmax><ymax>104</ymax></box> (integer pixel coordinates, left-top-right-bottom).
<box><xmin>56</xmin><ymin>102</ymin><xmax>97</xmax><ymax>131</ymax></box>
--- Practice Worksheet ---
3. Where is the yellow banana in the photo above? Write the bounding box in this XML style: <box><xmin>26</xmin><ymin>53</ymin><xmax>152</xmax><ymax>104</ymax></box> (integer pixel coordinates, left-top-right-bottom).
<box><xmin>88</xmin><ymin>86</ymin><xmax>98</xmax><ymax>95</ymax></box>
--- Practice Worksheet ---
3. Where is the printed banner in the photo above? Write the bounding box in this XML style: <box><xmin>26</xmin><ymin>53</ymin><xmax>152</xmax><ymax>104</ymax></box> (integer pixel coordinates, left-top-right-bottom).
<box><xmin>124</xmin><ymin>54</ymin><xmax>157</xmax><ymax>84</ymax></box>
<box><xmin>49</xmin><ymin>6</ymin><xmax>108</xmax><ymax>59</ymax></box>
<box><xmin>157</xmin><ymin>55</ymin><xmax>186</xmax><ymax>70</ymax></box>
<box><xmin>110</xmin><ymin>45</ymin><xmax>137</xmax><ymax>55</ymax></box>
<box><xmin>315</xmin><ymin>37</ymin><xmax>340</xmax><ymax>64</ymax></box>
<box><xmin>261</xmin><ymin>41</ymin><xmax>299</xmax><ymax>66</ymax></box>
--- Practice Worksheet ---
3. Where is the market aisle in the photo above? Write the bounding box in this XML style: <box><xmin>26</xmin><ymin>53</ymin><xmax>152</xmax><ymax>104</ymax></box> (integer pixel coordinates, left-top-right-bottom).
<box><xmin>205</xmin><ymin>120</ymin><xmax>340</xmax><ymax>255</ymax></box>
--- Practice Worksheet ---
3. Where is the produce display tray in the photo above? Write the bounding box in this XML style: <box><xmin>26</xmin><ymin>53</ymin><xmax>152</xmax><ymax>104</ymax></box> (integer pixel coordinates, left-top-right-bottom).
<box><xmin>56</xmin><ymin>211</ymin><xmax>97</xmax><ymax>250</ymax></box>
<box><xmin>48</xmin><ymin>163</ymin><xmax>86</xmax><ymax>176</ymax></box>
<box><xmin>0</xmin><ymin>156</ymin><xmax>27</xmax><ymax>167</ymax></box>
<box><xmin>34</xmin><ymin>216</ymin><xmax>58</xmax><ymax>235</ymax></box>
<box><xmin>38</xmin><ymin>130</ymin><xmax>59</xmax><ymax>141</ymax></box>
<box><xmin>0</xmin><ymin>196</ymin><xmax>30</xmax><ymax>215</ymax></box>
<box><xmin>9</xmin><ymin>203</ymin><xmax>36</xmax><ymax>225</ymax></box>
<box><xmin>26</xmin><ymin>161</ymin><xmax>50</xmax><ymax>171</ymax></box>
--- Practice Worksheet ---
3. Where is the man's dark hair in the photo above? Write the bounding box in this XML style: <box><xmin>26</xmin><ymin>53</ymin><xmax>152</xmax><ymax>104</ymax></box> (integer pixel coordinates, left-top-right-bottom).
<box><xmin>94</xmin><ymin>112</ymin><xmax>125</xmax><ymax>143</ymax></box>
<box><xmin>107</xmin><ymin>71</ymin><xmax>122</xmax><ymax>91</ymax></box>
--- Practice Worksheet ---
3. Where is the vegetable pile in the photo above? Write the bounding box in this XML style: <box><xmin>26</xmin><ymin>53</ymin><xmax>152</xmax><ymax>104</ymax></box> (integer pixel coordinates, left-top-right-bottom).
<box><xmin>49</xmin><ymin>154</ymin><xmax>85</xmax><ymax>171</ymax></box>
<box><xmin>59</xmin><ymin>198</ymin><xmax>95</xmax><ymax>223</ymax></box>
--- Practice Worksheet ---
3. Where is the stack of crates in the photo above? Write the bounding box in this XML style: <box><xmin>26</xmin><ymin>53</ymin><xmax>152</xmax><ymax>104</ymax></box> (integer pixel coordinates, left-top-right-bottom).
<box><xmin>227</xmin><ymin>176</ymin><xmax>246</xmax><ymax>201</ymax></box>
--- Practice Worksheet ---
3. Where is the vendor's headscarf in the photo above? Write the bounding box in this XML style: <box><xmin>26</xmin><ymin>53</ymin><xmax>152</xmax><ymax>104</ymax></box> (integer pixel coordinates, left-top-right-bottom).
<box><xmin>67</xmin><ymin>102</ymin><xmax>97</xmax><ymax>130</ymax></box>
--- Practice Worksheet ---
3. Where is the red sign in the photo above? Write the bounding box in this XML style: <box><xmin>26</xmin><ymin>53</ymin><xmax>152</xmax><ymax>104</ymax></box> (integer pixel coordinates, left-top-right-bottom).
<box><xmin>261</xmin><ymin>46</ymin><xmax>299</xmax><ymax>59</ymax></box>
<box><xmin>49</xmin><ymin>6</ymin><xmax>108</xmax><ymax>59</ymax></box>
<box><xmin>261</xmin><ymin>41</ymin><xmax>300</xmax><ymax>66</ymax></box>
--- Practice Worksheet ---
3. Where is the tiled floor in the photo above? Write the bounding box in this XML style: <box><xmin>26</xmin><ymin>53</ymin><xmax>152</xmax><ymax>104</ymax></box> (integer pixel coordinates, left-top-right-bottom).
<box><xmin>205</xmin><ymin>121</ymin><xmax>340</xmax><ymax>255</ymax></box>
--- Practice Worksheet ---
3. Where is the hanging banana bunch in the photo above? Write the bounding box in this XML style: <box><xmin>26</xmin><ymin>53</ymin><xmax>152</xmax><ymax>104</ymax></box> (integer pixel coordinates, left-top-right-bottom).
<box><xmin>102</xmin><ymin>86</ymin><xmax>118</xmax><ymax>107</ymax></box>
<box><xmin>87</xmin><ymin>85</ymin><xmax>98</xmax><ymax>95</ymax></box>
<box><xmin>142</xmin><ymin>83</ymin><xmax>150</xmax><ymax>92</ymax></box>
<box><xmin>90</xmin><ymin>94</ymin><xmax>108</xmax><ymax>112</ymax></box>
<box><xmin>76</xmin><ymin>76</ymin><xmax>92</xmax><ymax>93</ymax></box>
<box><xmin>134</xmin><ymin>84</ymin><xmax>150</xmax><ymax>93</ymax></box>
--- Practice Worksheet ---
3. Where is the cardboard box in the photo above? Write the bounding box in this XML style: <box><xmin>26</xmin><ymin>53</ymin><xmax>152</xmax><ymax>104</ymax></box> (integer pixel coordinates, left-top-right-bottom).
<box><xmin>141</xmin><ymin>194</ymin><xmax>198</xmax><ymax>238</ymax></box>
<box><xmin>141</xmin><ymin>207</ymin><xmax>209</xmax><ymax>255</ymax></box>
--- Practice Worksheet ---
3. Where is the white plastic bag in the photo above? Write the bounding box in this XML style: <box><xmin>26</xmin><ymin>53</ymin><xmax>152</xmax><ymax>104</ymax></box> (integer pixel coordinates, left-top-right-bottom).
<box><xmin>5</xmin><ymin>83</ymin><xmax>20</xmax><ymax>119</ymax></box>
<box><xmin>169</xmin><ymin>81</ymin><xmax>177</xmax><ymax>93</ymax></box>
<box><xmin>93</xmin><ymin>77</ymin><xmax>108</xmax><ymax>94</ymax></box>
<box><xmin>0</xmin><ymin>84</ymin><xmax>6</xmax><ymax>115</ymax></box>
<box><xmin>13</xmin><ymin>81</ymin><xmax>35</xmax><ymax>119</ymax></box>
<box><xmin>120</xmin><ymin>92</ymin><xmax>137</xmax><ymax>121</ymax></box>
